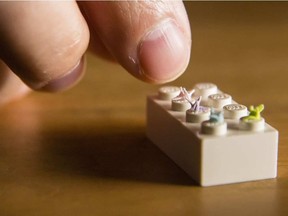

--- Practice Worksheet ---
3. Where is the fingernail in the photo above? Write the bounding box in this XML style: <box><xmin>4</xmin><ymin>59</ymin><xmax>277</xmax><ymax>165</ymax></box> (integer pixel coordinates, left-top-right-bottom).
<box><xmin>40</xmin><ymin>56</ymin><xmax>85</xmax><ymax>92</ymax></box>
<box><xmin>138</xmin><ymin>19</ymin><xmax>190</xmax><ymax>83</ymax></box>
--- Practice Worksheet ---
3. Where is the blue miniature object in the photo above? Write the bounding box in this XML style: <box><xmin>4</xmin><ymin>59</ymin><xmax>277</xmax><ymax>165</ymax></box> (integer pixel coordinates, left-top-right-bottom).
<box><xmin>209</xmin><ymin>108</ymin><xmax>224</xmax><ymax>123</ymax></box>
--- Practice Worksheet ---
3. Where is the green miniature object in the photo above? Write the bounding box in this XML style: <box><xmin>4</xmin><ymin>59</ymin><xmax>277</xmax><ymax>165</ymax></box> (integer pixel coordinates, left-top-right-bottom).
<box><xmin>243</xmin><ymin>104</ymin><xmax>264</xmax><ymax>121</ymax></box>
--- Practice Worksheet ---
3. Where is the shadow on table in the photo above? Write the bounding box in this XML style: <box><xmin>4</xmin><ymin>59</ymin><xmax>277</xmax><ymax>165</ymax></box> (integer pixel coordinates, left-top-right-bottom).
<box><xmin>39</xmin><ymin>124</ymin><xmax>196</xmax><ymax>186</ymax></box>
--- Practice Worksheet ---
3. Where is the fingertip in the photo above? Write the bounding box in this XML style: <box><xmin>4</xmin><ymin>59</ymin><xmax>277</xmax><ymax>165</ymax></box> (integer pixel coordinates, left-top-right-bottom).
<box><xmin>0</xmin><ymin>1</ymin><xmax>89</xmax><ymax>93</ymax></box>
<box><xmin>137</xmin><ymin>19</ymin><xmax>191</xmax><ymax>84</ymax></box>
<box><xmin>77</xmin><ymin>1</ymin><xmax>192</xmax><ymax>84</ymax></box>
<box><xmin>38</xmin><ymin>55</ymin><xmax>86</xmax><ymax>92</ymax></box>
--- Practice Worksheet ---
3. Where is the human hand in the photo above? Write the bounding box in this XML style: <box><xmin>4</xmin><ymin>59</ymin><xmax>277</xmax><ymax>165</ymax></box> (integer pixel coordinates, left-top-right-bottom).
<box><xmin>0</xmin><ymin>1</ymin><xmax>191</xmax><ymax>105</ymax></box>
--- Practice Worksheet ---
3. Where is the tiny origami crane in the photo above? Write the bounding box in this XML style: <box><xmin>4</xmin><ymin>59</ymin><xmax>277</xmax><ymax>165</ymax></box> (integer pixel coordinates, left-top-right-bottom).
<box><xmin>173</xmin><ymin>87</ymin><xmax>203</xmax><ymax>112</ymax></box>
<box><xmin>187</xmin><ymin>96</ymin><xmax>201</xmax><ymax>112</ymax></box>
<box><xmin>173</xmin><ymin>87</ymin><xmax>194</xmax><ymax>102</ymax></box>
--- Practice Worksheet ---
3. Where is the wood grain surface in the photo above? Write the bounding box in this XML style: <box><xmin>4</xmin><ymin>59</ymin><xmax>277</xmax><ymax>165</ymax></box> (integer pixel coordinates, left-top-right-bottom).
<box><xmin>1</xmin><ymin>2</ymin><xmax>288</xmax><ymax>216</ymax></box>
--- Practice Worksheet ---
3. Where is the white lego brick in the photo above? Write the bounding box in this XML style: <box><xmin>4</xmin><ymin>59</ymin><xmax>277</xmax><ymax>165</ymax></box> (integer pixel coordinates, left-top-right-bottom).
<box><xmin>146</xmin><ymin>85</ymin><xmax>278</xmax><ymax>186</ymax></box>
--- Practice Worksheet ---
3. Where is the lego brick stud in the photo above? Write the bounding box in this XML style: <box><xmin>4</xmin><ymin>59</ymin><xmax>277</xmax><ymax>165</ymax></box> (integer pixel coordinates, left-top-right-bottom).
<box><xmin>171</xmin><ymin>87</ymin><xmax>194</xmax><ymax>111</ymax></box>
<box><xmin>208</xmin><ymin>93</ymin><xmax>232</xmax><ymax>109</ymax></box>
<box><xmin>240</xmin><ymin>104</ymin><xmax>265</xmax><ymax>131</ymax></box>
<box><xmin>194</xmin><ymin>83</ymin><xmax>218</xmax><ymax>101</ymax></box>
<box><xmin>224</xmin><ymin>104</ymin><xmax>248</xmax><ymax>119</ymax></box>
<box><xmin>172</xmin><ymin>99</ymin><xmax>190</xmax><ymax>111</ymax></box>
<box><xmin>201</xmin><ymin>121</ymin><xmax>227</xmax><ymax>135</ymax></box>
<box><xmin>186</xmin><ymin>108</ymin><xmax>210</xmax><ymax>123</ymax></box>
<box><xmin>201</xmin><ymin>109</ymin><xmax>227</xmax><ymax>135</ymax></box>
<box><xmin>158</xmin><ymin>86</ymin><xmax>181</xmax><ymax>100</ymax></box>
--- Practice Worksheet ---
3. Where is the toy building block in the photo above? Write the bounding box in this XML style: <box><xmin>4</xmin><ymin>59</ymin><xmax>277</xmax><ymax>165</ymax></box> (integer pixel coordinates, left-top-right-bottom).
<box><xmin>146</xmin><ymin>83</ymin><xmax>278</xmax><ymax>186</ymax></box>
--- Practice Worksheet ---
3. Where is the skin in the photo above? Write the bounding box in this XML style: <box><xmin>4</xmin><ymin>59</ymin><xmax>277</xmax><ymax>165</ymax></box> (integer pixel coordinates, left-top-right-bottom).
<box><xmin>0</xmin><ymin>1</ymin><xmax>191</xmax><ymax>105</ymax></box>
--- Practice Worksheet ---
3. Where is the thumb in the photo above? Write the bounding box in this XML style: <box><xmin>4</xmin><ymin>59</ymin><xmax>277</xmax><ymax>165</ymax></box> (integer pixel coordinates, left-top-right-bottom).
<box><xmin>79</xmin><ymin>1</ymin><xmax>191</xmax><ymax>83</ymax></box>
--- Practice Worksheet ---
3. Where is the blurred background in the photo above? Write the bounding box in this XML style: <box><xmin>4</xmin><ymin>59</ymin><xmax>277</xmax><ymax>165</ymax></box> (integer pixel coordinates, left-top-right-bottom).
<box><xmin>1</xmin><ymin>2</ymin><xmax>288</xmax><ymax>216</ymax></box>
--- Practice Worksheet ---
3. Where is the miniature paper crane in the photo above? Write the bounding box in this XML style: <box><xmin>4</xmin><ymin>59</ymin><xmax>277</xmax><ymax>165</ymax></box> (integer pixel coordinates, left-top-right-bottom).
<box><xmin>187</xmin><ymin>96</ymin><xmax>201</xmax><ymax>112</ymax></box>
<box><xmin>173</xmin><ymin>87</ymin><xmax>194</xmax><ymax>102</ymax></box>
<box><xmin>173</xmin><ymin>87</ymin><xmax>204</xmax><ymax>112</ymax></box>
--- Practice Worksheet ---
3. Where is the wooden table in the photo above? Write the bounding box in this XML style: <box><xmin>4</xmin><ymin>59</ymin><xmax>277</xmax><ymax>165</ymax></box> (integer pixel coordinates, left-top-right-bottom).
<box><xmin>1</xmin><ymin>2</ymin><xmax>288</xmax><ymax>215</ymax></box>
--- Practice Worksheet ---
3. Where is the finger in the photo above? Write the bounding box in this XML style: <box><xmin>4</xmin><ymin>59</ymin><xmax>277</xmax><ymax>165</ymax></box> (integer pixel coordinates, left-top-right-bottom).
<box><xmin>0</xmin><ymin>1</ymin><xmax>89</xmax><ymax>91</ymax></box>
<box><xmin>0</xmin><ymin>60</ymin><xmax>30</xmax><ymax>106</ymax></box>
<box><xmin>79</xmin><ymin>1</ymin><xmax>191</xmax><ymax>84</ymax></box>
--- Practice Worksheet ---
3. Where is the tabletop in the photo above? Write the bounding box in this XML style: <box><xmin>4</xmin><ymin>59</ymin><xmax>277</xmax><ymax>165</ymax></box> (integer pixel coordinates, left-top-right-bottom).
<box><xmin>1</xmin><ymin>2</ymin><xmax>288</xmax><ymax>216</ymax></box>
